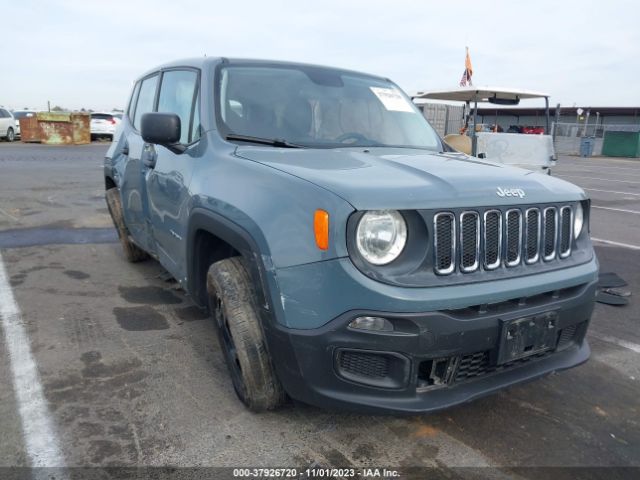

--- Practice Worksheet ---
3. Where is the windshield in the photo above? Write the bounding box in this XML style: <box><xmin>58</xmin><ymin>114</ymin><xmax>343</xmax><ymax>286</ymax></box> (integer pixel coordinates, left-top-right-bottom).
<box><xmin>217</xmin><ymin>64</ymin><xmax>441</xmax><ymax>150</ymax></box>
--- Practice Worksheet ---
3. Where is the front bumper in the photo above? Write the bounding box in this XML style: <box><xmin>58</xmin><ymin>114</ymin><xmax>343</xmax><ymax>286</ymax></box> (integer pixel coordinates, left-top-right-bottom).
<box><xmin>265</xmin><ymin>276</ymin><xmax>597</xmax><ymax>414</ymax></box>
<box><xmin>91</xmin><ymin>127</ymin><xmax>115</xmax><ymax>135</ymax></box>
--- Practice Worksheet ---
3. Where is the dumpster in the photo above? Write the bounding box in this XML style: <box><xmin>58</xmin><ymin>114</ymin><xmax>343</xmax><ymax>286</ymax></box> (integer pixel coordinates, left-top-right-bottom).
<box><xmin>38</xmin><ymin>112</ymin><xmax>91</xmax><ymax>145</ymax></box>
<box><xmin>601</xmin><ymin>130</ymin><xmax>640</xmax><ymax>158</ymax></box>
<box><xmin>19</xmin><ymin>115</ymin><xmax>41</xmax><ymax>143</ymax></box>
<box><xmin>19</xmin><ymin>112</ymin><xmax>91</xmax><ymax>145</ymax></box>
<box><xmin>579</xmin><ymin>136</ymin><xmax>595</xmax><ymax>157</ymax></box>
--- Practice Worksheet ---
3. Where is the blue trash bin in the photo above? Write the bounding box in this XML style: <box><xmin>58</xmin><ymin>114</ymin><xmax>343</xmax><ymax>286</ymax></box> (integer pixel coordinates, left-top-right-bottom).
<box><xmin>580</xmin><ymin>137</ymin><xmax>595</xmax><ymax>157</ymax></box>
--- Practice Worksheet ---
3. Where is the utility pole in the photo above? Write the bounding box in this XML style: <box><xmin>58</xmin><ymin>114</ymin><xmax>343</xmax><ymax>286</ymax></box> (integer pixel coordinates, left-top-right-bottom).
<box><xmin>553</xmin><ymin>103</ymin><xmax>561</xmax><ymax>141</ymax></box>
<box><xmin>584</xmin><ymin>109</ymin><xmax>591</xmax><ymax>137</ymax></box>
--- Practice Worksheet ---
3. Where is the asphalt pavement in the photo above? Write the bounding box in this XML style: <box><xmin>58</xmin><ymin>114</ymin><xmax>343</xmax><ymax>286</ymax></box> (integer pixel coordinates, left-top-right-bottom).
<box><xmin>0</xmin><ymin>143</ymin><xmax>638</xmax><ymax>479</ymax></box>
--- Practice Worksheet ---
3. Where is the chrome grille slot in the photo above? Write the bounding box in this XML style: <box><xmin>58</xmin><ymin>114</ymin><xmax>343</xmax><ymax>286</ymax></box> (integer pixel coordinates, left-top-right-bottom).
<box><xmin>505</xmin><ymin>209</ymin><xmax>522</xmax><ymax>267</ymax></box>
<box><xmin>434</xmin><ymin>213</ymin><xmax>455</xmax><ymax>274</ymax></box>
<box><xmin>431</xmin><ymin>204</ymin><xmax>575</xmax><ymax>275</ymax></box>
<box><xmin>543</xmin><ymin>207</ymin><xmax>558</xmax><ymax>261</ymax></box>
<box><xmin>460</xmin><ymin>211</ymin><xmax>480</xmax><ymax>272</ymax></box>
<box><xmin>483</xmin><ymin>210</ymin><xmax>502</xmax><ymax>270</ymax></box>
<box><xmin>524</xmin><ymin>208</ymin><xmax>541</xmax><ymax>264</ymax></box>
<box><xmin>559</xmin><ymin>206</ymin><xmax>572</xmax><ymax>258</ymax></box>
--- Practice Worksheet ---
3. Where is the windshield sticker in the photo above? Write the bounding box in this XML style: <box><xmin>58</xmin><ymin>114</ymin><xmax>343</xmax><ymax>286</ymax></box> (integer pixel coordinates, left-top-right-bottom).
<box><xmin>370</xmin><ymin>87</ymin><xmax>414</xmax><ymax>112</ymax></box>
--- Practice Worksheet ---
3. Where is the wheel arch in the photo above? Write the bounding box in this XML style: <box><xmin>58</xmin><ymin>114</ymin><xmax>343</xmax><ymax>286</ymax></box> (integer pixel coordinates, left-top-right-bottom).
<box><xmin>187</xmin><ymin>208</ymin><xmax>276</xmax><ymax>316</ymax></box>
<box><xmin>105</xmin><ymin>175</ymin><xmax>117</xmax><ymax>191</ymax></box>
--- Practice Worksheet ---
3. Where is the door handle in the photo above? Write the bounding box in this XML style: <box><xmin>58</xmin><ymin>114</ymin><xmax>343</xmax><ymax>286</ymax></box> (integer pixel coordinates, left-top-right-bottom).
<box><xmin>142</xmin><ymin>144</ymin><xmax>157</xmax><ymax>168</ymax></box>
<box><xmin>143</xmin><ymin>155</ymin><xmax>157</xmax><ymax>168</ymax></box>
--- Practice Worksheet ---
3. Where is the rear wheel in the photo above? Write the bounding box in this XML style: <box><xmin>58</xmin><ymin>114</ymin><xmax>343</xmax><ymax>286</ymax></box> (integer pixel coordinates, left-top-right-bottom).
<box><xmin>206</xmin><ymin>257</ymin><xmax>286</xmax><ymax>411</ymax></box>
<box><xmin>105</xmin><ymin>187</ymin><xmax>148</xmax><ymax>262</ymax></box>
<box><xmin>6</xmin><ymin>128</ymin><xmax>14</xmax><ymax>142</ymax></box>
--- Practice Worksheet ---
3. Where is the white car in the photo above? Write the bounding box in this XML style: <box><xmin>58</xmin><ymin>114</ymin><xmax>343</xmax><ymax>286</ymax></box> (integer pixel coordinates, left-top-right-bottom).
<box><xmin>11</xmin><ymin>110</ymin><xmax>36</xmax><ymax>138</ymax></box>
<box><xmin>90</xmin><ymin>112</ymin><xmax>121</xmax><ymax>140</ymax></box>
<box><xmin>0</xmin><ymin>108</ymin><xmax>17</xmax><ymax>142</ymax></box>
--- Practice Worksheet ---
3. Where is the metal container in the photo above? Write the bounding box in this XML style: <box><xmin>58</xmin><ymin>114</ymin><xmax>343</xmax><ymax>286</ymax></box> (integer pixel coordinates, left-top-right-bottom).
<box><xmin>579</xmin><ymin>136</ymin><xmax>595</xmax><ymax>157</ymax></box>
<box><xmin>602</xmin><ymin>130</ymin><xmax>640</xmax><ymax>158</ymax></box>
<box><xmin>71</xmin><ymin>113</ymin><xmax>91</xmax><ymax>144</ymax></box>
<box><xmin>19</xmin><ymin>115</ymin><xmax>41</xmax><ymax>142</ymax></box>
<box><xmin>19</xmin><ymin>112</ymin><xmax>91</xmax><ymax>145</ymax></box>
<box><xmin>37</xmin><ymin>112</ymin><xmax>74</xmax><ymax>145</ymax></box>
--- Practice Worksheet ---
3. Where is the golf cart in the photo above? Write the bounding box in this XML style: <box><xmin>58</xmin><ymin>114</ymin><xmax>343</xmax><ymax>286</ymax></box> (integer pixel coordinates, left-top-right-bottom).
<box><xmin>414</xmin><ymin>87</ymin><xmax>556</xmax><ymax>174</ymax></box>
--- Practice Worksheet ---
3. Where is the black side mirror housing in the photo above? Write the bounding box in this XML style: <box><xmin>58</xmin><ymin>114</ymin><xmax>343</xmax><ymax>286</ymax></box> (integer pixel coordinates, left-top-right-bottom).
<box><xmin>141</xmin><ymin>112</ymin><xmax>186</xmax><ymax>154</ymax></box>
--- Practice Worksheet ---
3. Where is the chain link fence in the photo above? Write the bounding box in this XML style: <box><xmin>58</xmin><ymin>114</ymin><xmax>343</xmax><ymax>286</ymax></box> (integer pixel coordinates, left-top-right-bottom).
<box><xmin>552</xmin><ymin>122</ymin><xmax>640</xmax><ymax>156</ymax></box>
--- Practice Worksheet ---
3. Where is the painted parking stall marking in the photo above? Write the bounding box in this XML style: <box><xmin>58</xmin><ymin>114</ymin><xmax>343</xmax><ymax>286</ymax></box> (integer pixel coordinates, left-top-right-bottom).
<box><xmin>0</xmin><ymin>251</ymin><xmax>66</xmax><ymax>468</ymax></box>
<box><xmin>592</xmin><ymin>205</ymin><xmax>640</xmax><ymax>215</ymax></box>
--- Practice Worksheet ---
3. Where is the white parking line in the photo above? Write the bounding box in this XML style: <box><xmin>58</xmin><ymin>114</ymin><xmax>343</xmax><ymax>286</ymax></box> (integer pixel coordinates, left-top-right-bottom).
<box><xmin>592</xmin><ymin>205</ymin><xmax>640</xmax><ymax>215</ymax></box>
<box><xmin>0</xmin><ymin>207</ymin><xmax>19</xmax><ymax>222</ymax></box>
<box><xmin>584</xmin><ymin>188</ymin><xmax>640</xmax><ymax>197</ymax></box>
<box><xmin>592</xmin><ymin>237</ymin><xmax>640</xmax><ymax>250</ymax></box>
<box><xmin>590</xmin><ymin>332</ymin><xmax>640</xmax><ymax>354</ymax></box>
<box><xmin>557</xmin><ymin>162</ymin><xmax>640</xmax><ymax>171</ymax></box>
<box><xmin>554</xmin><ymin>168</ymin><xmax>640</xmax><ymax>178</ymax></box>
<box><xmin>557</xmin><ymin>174</ymin><xmax>640</xmax><ymax>185</ymax></box>
<box><xmin>0</xmin><ymin>252</ymin><xmax>65</xmax><ymax>468</ymax></box>
<box><xmin>566</xmin><ymin>157</ymin><xmax>640</xmax><ymax>166</ymax></box>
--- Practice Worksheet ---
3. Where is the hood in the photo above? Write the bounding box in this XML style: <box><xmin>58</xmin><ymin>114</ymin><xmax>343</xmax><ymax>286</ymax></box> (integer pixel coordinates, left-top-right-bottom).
<box><xmin>235</xmin><ymin>147</ymin><xmax>587</xmax><ymax>210</ymax></box>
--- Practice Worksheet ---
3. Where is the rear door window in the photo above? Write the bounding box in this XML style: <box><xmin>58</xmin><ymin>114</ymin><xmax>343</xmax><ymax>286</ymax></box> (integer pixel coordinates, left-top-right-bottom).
<box><xmin>133</xmin><ymin>74</ymin><xmax>159</xmax><ymax>131</ymax></box>
<box><xmin>157</xmin><ymin>69</ymin><xmax>199</xmax><ymax>144</ymax></box>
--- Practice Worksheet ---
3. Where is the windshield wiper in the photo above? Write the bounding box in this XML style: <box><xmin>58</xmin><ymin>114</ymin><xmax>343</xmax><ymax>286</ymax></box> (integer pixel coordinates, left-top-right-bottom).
<box><xmin>226</xmin><ymin>134</ymin><xmax>304</xmax><ymax>148</ymax></box>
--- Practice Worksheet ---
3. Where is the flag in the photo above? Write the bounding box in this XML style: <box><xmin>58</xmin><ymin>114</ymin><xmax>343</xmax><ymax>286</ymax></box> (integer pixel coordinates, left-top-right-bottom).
<box><xmin>459</xmin><ymin>47</ymin><xmax>473</xmax><ymax>86</ymax></box>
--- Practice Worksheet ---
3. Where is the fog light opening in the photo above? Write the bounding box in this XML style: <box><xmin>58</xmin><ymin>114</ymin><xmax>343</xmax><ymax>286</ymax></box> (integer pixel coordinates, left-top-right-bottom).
<box><xmin>348</xmin><ymin>316</ymin><xmax>394</xmax><ymax>332</ymax></box>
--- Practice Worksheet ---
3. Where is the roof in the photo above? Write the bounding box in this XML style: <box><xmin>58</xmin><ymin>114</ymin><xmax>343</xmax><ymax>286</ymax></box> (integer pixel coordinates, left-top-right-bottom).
<box><xmin>136</xmin><ymin>57</ymin><xmax>220</xmax><ymax>80</ymax></box>
<box><xmin>413</xmin><ymin>86</ymin><xmax>550</xmax><ymax>102</ymax></box>
<box><xmin>135</xmin><ymin>57</ymin><xmax>388</xmax><ymax>83</ymax></box>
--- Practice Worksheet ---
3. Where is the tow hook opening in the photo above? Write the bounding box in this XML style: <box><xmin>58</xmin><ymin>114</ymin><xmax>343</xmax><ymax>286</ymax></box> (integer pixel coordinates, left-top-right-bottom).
<box><xmin>417</xmin><ymin>357</ymin><xmax>458</xmax><ymax>390</ymax></box>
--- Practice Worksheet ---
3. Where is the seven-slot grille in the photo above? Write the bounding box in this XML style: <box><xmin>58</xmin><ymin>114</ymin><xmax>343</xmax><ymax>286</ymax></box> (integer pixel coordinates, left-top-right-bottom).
<box><xmin>434</xmin><ymin>205</ymin><xmax>575</xmax><ymax>275</ymax></box>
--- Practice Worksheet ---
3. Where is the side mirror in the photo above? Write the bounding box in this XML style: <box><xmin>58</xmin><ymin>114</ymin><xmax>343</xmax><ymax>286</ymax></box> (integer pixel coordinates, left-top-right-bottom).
<box><xmin>141</xmin><ymin>112</ymin><xmax>186</xmax><ymax>154</ymax></box>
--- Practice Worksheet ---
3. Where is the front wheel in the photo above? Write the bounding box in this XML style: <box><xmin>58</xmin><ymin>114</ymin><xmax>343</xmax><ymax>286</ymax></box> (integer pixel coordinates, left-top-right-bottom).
<box><xmin>6</xmin><ymin>128</ymin><xmax>14</xmax><ymax>142</ymax></box>
<box><xmin>206</xmin><ymin>257</ymin><xmax>286</xmax><ymax>411</ymax></box>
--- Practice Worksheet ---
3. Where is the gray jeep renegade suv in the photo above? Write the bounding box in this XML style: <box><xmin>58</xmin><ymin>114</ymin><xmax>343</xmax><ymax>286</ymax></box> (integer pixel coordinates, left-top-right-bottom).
<box><xmin>104</xmin><ymin>57</ymin><xmax>598</xmax><ymax>413</ymax></box>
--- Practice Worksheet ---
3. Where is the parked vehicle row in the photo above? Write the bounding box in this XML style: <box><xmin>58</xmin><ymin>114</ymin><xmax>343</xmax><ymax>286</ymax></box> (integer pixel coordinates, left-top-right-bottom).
<box><xmin>90</xmin><ymin>112</ymin><xmax>121</xmax><ymax>140</ymax></box>
<box><xmin>0</xmin><ymin>108</ymin><xmax>17</xmax><ymax>141</ymax></box>
<box><xmin>507</xmin><ymin>125</ymin><xmax>546</xmax><ymax>135</ymax></box>
<box><xmin>0</xmin><ymin>109</ymin><xmax>123</xmax><ymax>142</ymax></box>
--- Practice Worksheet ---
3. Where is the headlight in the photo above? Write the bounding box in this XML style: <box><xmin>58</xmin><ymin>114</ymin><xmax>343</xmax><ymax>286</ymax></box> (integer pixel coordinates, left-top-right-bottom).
<box><xmin>356</xmin><ymin>210</ymin><xmax>407</xmax><ymax>265</ymax></box>
<box><xmin>574</xmin><ymin>203</ymin><xmax>584</xmax><ymax>239</ymax></box>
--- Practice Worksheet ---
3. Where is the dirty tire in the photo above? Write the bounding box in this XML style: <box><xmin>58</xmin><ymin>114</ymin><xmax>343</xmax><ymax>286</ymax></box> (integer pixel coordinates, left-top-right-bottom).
<box><xmin>6</xmin><ymin>128</ymin><xmax>14</xmax><ymax>142</ymax></box>
<box><xmin>105</xmin><ymin>187</ymin><xmax>148</xmax><ymax>262</ymax></box>
<box><xmin>207</xmin><ymin>257</ymin><xmax>286</xmax><ymax>411</ymax></box>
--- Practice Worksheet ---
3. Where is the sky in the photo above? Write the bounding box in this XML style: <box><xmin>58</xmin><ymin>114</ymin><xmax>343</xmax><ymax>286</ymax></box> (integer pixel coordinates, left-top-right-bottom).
<box><xmin>2</xmin><ymin>0</ymin><xmax>639</xmax><ymax>111</ymax></box>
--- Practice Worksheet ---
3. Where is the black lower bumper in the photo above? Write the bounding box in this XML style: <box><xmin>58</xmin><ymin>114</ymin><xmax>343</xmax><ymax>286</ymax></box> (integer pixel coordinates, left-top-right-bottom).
<box><xmin>265</xmin><ymin>279</ymin><xmax>597</xmax><ymax>414</ymax></box>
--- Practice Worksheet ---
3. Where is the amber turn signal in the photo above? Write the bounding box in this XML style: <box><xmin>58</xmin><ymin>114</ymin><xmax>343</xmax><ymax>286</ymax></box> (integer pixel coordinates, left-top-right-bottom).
<box><xmin>314</xmin><ymin>209</ymin><xmax>329</xmax><ymax>250</ymax></box>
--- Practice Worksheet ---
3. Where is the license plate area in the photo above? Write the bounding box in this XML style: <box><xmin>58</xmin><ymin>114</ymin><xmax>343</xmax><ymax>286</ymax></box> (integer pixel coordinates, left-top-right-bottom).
<box><xmin>497</xmin><ymin>312</ymin><xmax>558</xmax><ymax>365</ymax></box>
